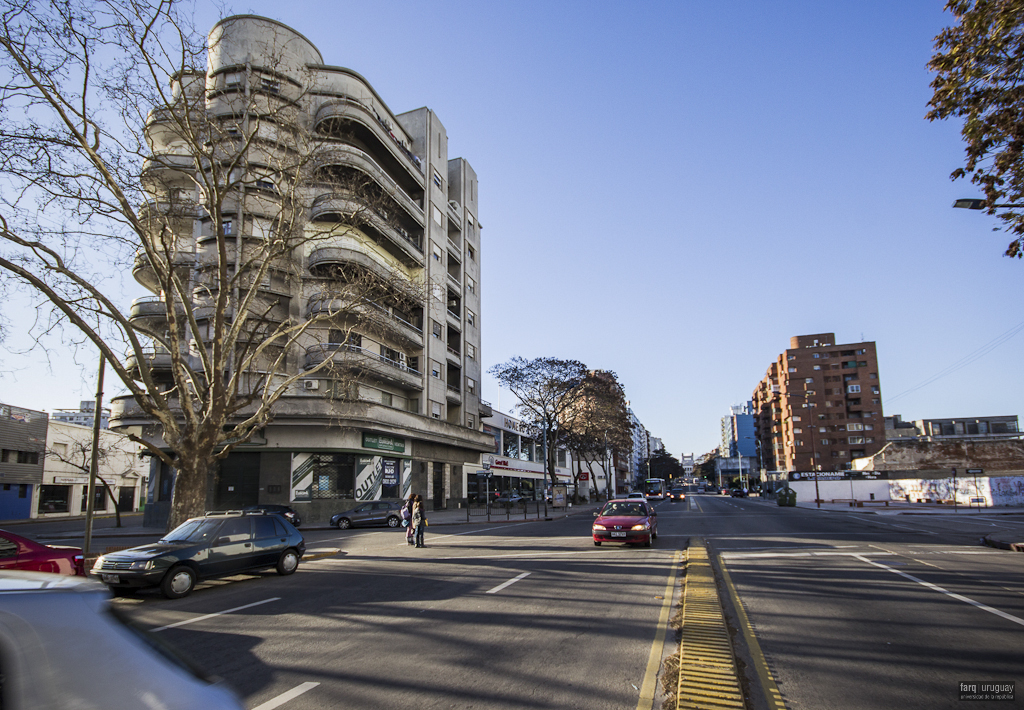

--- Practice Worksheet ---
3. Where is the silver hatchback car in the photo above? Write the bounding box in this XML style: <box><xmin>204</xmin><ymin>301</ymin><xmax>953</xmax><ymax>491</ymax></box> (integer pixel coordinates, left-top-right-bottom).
<box><xmin>0</xmin><ymin>570</ymin><xmax>243</xmax><ymax>709</ymax></box>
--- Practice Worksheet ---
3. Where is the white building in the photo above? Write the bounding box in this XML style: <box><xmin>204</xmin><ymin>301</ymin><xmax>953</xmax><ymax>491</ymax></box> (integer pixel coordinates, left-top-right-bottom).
<box><xmin>479</xmin><ymin>410</ymin><xmax>579</xmax><ymax>500</ymax></box>
<box><xmin>37</xmin><ymin>421</ymin><xmax>148</xmax><ymax>518</ymax></box>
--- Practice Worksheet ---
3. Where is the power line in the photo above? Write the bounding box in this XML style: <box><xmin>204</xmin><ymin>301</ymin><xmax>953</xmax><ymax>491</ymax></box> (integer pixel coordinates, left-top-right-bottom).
<box><xmin>887</xmin><ymin>319</ymin><xmax>1024</xmax><ymax>403</ymax></box>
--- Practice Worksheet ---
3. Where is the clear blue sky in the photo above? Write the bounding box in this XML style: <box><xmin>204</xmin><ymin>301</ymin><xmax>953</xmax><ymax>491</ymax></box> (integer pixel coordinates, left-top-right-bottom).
<box><xmin>2</xmin><ymin>1</ymin><xmax>1021</xmax><ymax>458</ymax></box>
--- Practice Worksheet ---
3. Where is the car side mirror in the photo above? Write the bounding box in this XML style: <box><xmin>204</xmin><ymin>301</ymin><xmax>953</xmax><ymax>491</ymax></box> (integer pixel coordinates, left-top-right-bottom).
<box><xmin>593</xmin><ymin>511</ymin><xmax>599</xmax><ymax>517</ymax></box>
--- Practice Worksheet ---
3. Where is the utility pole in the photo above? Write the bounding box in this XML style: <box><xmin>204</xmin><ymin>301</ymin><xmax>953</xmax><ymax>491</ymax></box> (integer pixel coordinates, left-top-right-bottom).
<box><xmin>83</xmin><ymin>353</ymin><xmax>105</xmax><ymax>558</ymax></box>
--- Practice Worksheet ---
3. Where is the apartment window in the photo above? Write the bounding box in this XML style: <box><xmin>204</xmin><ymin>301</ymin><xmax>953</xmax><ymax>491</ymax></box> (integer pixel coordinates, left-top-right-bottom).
<box><xmin>871</xmin><ymin>386</ymin><xmax>880</xmax><ymax>394</ymax></box>
<box><xmin>431</xmin><ymin>360</ymin><xmax>442</xmax><ymax>379</ymax></box>
<box><xmin>788</xmin><ymin>355</ymin><xmax>796</xmax><ymax>360</ymax></box>
<box><xmin>805</xmin><ymin>377</ymin><xmax>814</xmax><ymax>383</ymax></box>
<box><xmin>467</xmin><ymin>244</ymin><xmax>475</xmax><ymax>261</ymax></box>
<box><xmin>871</xmin><ymin>398</ymin><xmax>880</xmax><ymax>404</ymax></box>
<box><xmin>432</xmin><ymin>205</ymin><xmax>443</xmax><ymax>227</ymax></box>
<box><xmin>869</xmin><ymin>372</ymin><xmax>878</xmax><ymax>379</ymax></box>
<box><xmin>822</xmin><ymin>352</ymin><xmax>831</xmax><ymax>358</ymax></box>
<box><xmin>222</xmin><ymin>219</ymin><xmax>233</xmax><ymax>236</ymax></box>
<box><xmin>467</xmin><ymin>377</ymin><xmax>476</xmax><ymax>394</ymax></box>
<box><xmin>793</xmin><ymin>428</ymin><xmax>803</xmax><ymax>434</ymax></box>
<box><xmin>813</xmin><ymin>353</ymin><xmax>820</xmax><ymax>358</ymax></box>
<box><xmin>432</xmin><ymin>244</ymin><xmax>442</xmax><ymax>262</ymax></box>
<box><xmin>792</xmin><ymin>415</ymin><xmax>801</xmax><ymax>421</ymax></box>
<box><xmin>466</xmin><ymin>276</ymin><xmax>476</xmax><ymax>294</ymax></box>
<box><xmin>848</xmin><ymin>423</ymin><xmax>864</xmax><ymax>431</ymax></box>
<box><xmin>866</xmin><ymin>437</ymin><xmax>874</xmax><ymax>443</ymax></box>
<box><xmin>813</xmin><ymin>365</ymin><xmax>821</xmax><ymax>370</ymax></box>
<box><xmin>467</xmin><ymin>415</ymin><xmax>475</xmax><ymax>429</ymax></box>
<box><xmin>466</xmin><ymin>343</ymin><xmax>476</xmax><ymax>360</ymax></box>
<box><xmin>433</xmin><ymin>169</ymin><xmax>443</xmax><ymax>188</ymax></box>
<box><xmin>847</xmin><ymin>385</ymin><xmax>861</xmax><ymax>393</ymax></box>
<box><xmin>432</xmin><ymin>321</ymin><xmax>442</xmax><ymax>339</ymax></box>
<box><xmin>788</xmin><ymin>367</ymin><xmax>796</xmax><ymax>373</ymax></box>
<box><xmin>255</xmin><ymin>180</ymin><xmax>276</xmax><ymax>192</ymax></box>
<box><xmin>259</xmin><ymin>77</ymin><xmax>280</xmax><ymax>94</ymax></box>
<box><xmin>382</xmin><ymin>392</ymin><xmax>393</xmax><ymax>407</ymax></box>
<box><xmin>821</xmin><ymin>439</ymin><xmax>830</xmax><ymax>445</ymax></box>
<box><xmin>467</xmin><ymin>310</ymin><xmax>476</xmax><ymax>327</ymax></box>
<box><xmin>431</xmin><ymin>401</ymin><xmax>442</xmax><ymax>419</ymax></box>
<box><xmin>223</xmin><ymin>72</ymin><xmax>242</xmax><ymax>88</ymax></box>
<box><xmin>849</xmin><ymin>437</ymin><xmax>864</xmax><ymax>444</ymax></box>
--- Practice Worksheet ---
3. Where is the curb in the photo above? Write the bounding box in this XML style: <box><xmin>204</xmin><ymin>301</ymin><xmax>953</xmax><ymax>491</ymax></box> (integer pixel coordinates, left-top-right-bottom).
<box><xmin>982</xmin><ymin>534</ymin><xmax>1024</xmax><ymax>552</ymax></box>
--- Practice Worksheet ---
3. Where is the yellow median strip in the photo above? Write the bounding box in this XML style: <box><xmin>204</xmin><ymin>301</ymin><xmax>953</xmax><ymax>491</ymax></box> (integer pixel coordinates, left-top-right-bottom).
<box><xmin>675</xmin><ymin>540</ymin><xmax>746</xmax><ymax>710</ymax></box>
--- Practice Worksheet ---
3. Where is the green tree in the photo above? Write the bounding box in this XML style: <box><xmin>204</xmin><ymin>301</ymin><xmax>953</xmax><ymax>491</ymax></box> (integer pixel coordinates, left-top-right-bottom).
<box><xmin>560</xmin><ymin>370</ymin><xmax>632</xmax><ymax>500</ymax></box>
<box><xmin>928</xmin><ymin>0</ymin><xmax>1024</xmax><ymax>257</ymax></box>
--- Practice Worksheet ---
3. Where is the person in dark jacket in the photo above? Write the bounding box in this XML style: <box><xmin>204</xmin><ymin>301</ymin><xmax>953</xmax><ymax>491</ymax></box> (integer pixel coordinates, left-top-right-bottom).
<box><xmin>411</xmin><ymin>494</ymin><xmax>427</xmax><ymax>548</ymax></box>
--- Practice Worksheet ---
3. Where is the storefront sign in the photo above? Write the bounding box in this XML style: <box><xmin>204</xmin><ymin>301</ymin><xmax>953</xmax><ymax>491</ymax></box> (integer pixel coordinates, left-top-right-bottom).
<box><xmin>788</xmin><ymin>471</ymin><xmax>889</xmax><ymax>481</ymax></box>
<box><xmin>578</xmin><ymin>472</ymin><xmax>590</xmax><ymax>481</ymax></box>
<box><xmin>362</xmin><ymin>433</ymin><xmax>405</xmax><ymax>453</ymax></box>
<box><xmin>382</xmin><ymin>459</ymin><xmax>398</xmax><ymax>486</ymax></box>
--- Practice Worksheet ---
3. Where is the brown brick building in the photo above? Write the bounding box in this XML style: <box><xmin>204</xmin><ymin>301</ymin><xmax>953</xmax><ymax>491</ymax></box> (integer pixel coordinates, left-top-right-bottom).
<box><xmin>752</xmin><ymin>333</ymin><xmax>886</xmax><ymax>471</ymax></box>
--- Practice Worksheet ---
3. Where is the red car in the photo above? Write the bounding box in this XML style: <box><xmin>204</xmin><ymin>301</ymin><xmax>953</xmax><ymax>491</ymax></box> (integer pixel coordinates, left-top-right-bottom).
<box><xmin>0</xmin><ymin>529</ymin><xmax>86</xmax><ymax>576</ymax></box>
<box><xmin>592</xmin><ymin>499</ymin><xmax>658</xmax><ymax>547</ymax></box>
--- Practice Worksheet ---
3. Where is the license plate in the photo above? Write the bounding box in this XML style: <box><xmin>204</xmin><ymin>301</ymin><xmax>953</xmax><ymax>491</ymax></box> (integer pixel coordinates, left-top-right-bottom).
<box><xmin>611</xmin><ymin>532</ymin><xmax>626</xmax><ymax>538</ymax></box>
<box><xmin>101</xmin><ymin>574</ymin><xmax>120</xmax><ymax>584</ymax></box>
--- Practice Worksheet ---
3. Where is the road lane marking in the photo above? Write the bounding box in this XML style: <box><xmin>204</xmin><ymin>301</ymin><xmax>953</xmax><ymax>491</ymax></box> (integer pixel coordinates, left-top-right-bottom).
<box><xmin>636</xmin><ymin>549</ymin><xmax>680</xmax><ymax>710</ymax></box>
<box><xmin>722</xmin><ymin>551</ymin><xmax>894</xmax><ymax>560</ymax></box>
<box><xmin>485</xmin><ymin>571</ymin><xmax>531</xmax><ymax>594</ymax></box>
<box><xmin>151</xmin><ymin>597</ymin><xmax>279</xmax><ymax>633</ymax></box>
<box><xmin>853</xmin><ymin>554</ymin><xmax>1024</xmax><ymax>628</ymax></box>
<box><xmin>251</xmin><ymin>681</ymin><xmax>320</xmax><ymax>710</ymax></box>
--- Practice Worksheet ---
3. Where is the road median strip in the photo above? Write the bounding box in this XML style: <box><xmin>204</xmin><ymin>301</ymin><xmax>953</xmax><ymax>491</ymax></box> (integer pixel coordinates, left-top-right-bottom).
<box><xmin>668</xmin><ymin>541</ymin><xmax>746</xmax><ymax>710</ymax></box>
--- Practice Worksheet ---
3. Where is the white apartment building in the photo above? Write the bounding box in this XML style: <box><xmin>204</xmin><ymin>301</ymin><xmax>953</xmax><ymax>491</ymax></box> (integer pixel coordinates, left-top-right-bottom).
<box><xmin>111</xmin><ymin>16</ymin><xmax>492</xmax><ymax>526</ymax></box>
<box><xmin>479</xmin><ymin>411</ymin><xmax>578</xmax><ymax>500</ymax></box>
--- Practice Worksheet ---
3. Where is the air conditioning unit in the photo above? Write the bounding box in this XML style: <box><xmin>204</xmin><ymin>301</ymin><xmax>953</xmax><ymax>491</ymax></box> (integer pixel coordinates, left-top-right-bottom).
<box><xmin>303</xmin><ymin>380</ymin><xmax>319</xmax><ymax>391</ymax></box>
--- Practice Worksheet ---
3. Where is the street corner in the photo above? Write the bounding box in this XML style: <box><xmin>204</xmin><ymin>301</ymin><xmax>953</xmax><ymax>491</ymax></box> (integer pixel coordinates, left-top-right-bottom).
<box><xmin>982</xmin><ymin>533</ymin><xmax>1024</xmax><ymax>552</ymax></box>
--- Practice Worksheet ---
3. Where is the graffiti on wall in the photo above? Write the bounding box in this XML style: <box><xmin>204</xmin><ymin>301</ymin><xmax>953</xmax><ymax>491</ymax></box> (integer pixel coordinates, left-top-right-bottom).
<box><xmin>889</xmin><ymin>476</ymin><xmax>1024</xmax><ymax>506</ymax></box>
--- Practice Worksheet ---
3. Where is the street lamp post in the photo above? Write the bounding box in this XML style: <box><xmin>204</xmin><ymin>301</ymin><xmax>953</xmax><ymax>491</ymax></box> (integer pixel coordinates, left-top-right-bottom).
<box><xmin>775</xmin><ymin>387</ymin><xmax>821</xmax><ymax>508</ymax></box>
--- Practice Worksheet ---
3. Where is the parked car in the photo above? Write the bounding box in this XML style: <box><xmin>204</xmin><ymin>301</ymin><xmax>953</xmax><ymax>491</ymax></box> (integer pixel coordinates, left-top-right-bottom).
<box><xmin>592</xmin><ymin>499</ymin><xmax>658</xmax><ymax>548</ymax></box>
<box><xmin>667</xmin><ymin>488</ymin><xmax>686</xmax><ymax>502</ymax></box>
<box><xmin>731</xmin><ymin>488</ymin><xmax>748</xmax><ymax>498</ymax></box>
<box><xmin>330</xmin><ymin>501</ymin><xmax>404</xmax><ymax>529</ymax></box>
<box><xmin>0</xmin><ymin>570</ymin><xmax>243</xmax><ymax>709</ymax></box>
<box><xmin>494</xmin><ymin>492</ymin><xmax>526</xmax><ymax>505</ymax></box>
<box><xmin>242</xmin><ymin>504</ymin><xmax>301</xmax><ymax>527</ymax></box>
<box><xmin>91</xmin><ymin>510</ymin><xmax>304</xmax><ymax>599</ymax></box>
<box><xmin>0</xmin><ymin>528</ymin><xmax>85</xmax><ymax>576</ymax></box>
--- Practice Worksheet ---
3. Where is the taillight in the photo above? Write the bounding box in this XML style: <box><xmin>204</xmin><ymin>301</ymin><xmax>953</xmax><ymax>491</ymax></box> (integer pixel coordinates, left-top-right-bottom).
<box><xmin>74</xmin><ymin>554</ymin><xmax>86</xmax><ymax>576</ymax></box>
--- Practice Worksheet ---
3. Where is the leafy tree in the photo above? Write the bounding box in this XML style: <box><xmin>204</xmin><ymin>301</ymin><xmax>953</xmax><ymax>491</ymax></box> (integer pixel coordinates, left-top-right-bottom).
<box><xmin>0</xmin><ymin>2</ymin><xmax>400</xmax><ymax>528</ymax></box>
<box><xmin>928</xmin><ymin>0</ymin><xmax>1024</xmax><ymax>257</ymax></box>
<box><xmin>489</xmin><ymin>357</ymin><xmax>588</xmax><ymax>488</ymax></box>
<box><xmin>647</xmin><ymin>450</ymin><xmax>682</xmax><ymax>482</ymax></box>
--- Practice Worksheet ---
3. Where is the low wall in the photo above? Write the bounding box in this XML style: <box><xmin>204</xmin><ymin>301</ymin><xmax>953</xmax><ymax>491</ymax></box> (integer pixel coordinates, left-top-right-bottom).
<box><xmin>788</xmin><ymin>479</ymin><xmax>890</xmax><ymax>502</ymax></box>
<box><xmin>787</xmin><ymin>476</ymin><xmax>1024</xmax><ymax>507</ymax></box>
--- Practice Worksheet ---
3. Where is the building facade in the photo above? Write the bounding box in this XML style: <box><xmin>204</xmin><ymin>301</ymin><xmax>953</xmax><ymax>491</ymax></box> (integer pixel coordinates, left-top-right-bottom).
<box><xmin>479</xmin><ymin>410</ymin><xmax>576</xmax><ymax>500</ymax></box>
<box><xmin>0</xmin><ymin>404</ymin><xmax>47</xmax><ymax>520</ymax></box>
<box><xmin>110</xmin><ymin>16</ymin><xmax>492</xmax><ymax>526</ymax></box>
<box><xmin>752</xmin><ymin>333</ymin><xmax>886</xmax><ymax>471</ymax></box>
<box><xmin>885</xmin><ymin>414</ymin><xmax>1020</xmax><ymax>441</ymax></box>
<box><xmin>50</xmin><ymin>401</ymin><xmax>110</xmax><ymax>430</ymax></box>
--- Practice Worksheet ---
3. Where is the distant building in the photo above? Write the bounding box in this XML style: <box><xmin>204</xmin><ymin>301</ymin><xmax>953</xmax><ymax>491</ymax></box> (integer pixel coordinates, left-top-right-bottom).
<box><xmin>479</xmin><ymin>410</ymin><xmax>575</xmax><ymax>500</ymax></box>
<box><xmin>722</xmin><ymin>402</ymin><xmax>757</xmax><ymax>457</ymax></box>
<box><xmin>885</xmin><ymin>414</ymin><xmax>1020</xmax><ymax>441</ymax></box>
<box><xmin>752</xmin><ymin>333</ymin><xmax>886</xmax><ymax>471</ymax></box>
<box><xmin>50</xmin><ymin>401</ymin><xmax>110</xmax><ymax>430</ymax></box>
<box><xmin>680</xmin><ymin>453</ymin><xmax>695</xmax><ymax>475</ymax></box>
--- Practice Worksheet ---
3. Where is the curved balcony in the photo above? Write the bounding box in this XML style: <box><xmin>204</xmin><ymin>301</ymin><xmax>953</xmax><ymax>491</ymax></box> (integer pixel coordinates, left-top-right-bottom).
<box><xmin>310</xmin><ymin>191</ymin><xmax>422</xmax><ymax>265</ymax></box>
<box><xmin>306</xmin><ymin>244</ymin><xmax>420</xmax><ymax>290</ymax></box>
<box><xmin>307</xmin><ymin>296</ymin><xmax>423</xmax><ymax>349</ymax></box>
<box><xmin>128</xmin><ymin>296</ymin><xmax>186</xmax><ymax>329</ymax></box>
<box><xmin>446</xmin><ymin>383</ymin><xmax>462</xmax><ymax>404</ymax></box>
<box><xmin>132</xmin><ymin>248</ymin><xmax>194</xmax><ymax>292</ymax></box>
<box><xmin>304</xmin><ymin>343</ymin><xmax>423</xmax><ymax>392</ymax></box>
<box><xmin>314</xmin><ymin>98</ymin><xmax>424</xmax><ymax>189</ymax></box>
<box><xmin>124</xmin><ymin>346</ymin><xmax>175</xmax><ymax>375</ymax></box>
<box><xmin>141</xmin><ymin>153</ymin><xmax>196</xmax><ymax>190</ymax></box>
<box><xmin>311</xmin><ymin>144</ymin><xmax>424</xmax><ymax>225</ymax></box>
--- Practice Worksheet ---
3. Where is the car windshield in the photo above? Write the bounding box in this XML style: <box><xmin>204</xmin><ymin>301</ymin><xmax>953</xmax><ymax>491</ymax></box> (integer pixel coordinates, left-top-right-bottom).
<box><xmin>159</xmin><ymin>518</ymin><xmax>222</xmax><ymax>544</ymax></box>
<box><xmin>603</xmin><ymin>502</ymin><xmax>646</xmax><ymax>516</ymax></box>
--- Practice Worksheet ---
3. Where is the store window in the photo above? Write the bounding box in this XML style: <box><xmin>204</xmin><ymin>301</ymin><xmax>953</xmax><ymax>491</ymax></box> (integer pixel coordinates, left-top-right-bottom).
<box><xmin>81</xmin><ymin>485</ymin><xmax>106</xmax><ymax>513</ymax></box>
<box><xmin>308</xmin><ymin>453</ymin><xmax>357</xmax><ymax>499</ymax></box>
<box><xmin>503</xmin><ymin>431</ymin><xmax>519</xmax><ymax>458</ymax></box>
<box><xmin>38</xmin><ymin>485</ymin><xmax>70</xmax><ymax>514</ymax></box>
<box><xmin>483</xmin><ymin>424</ymin><xmax>501</xmax><ymax>453</ymax></box>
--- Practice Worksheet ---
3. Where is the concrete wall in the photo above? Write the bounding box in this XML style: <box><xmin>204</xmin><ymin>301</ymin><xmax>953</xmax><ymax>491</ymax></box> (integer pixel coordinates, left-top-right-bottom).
<box><xmin>857</xmin><ymin>439</ymin><xmax>1024</xmax><ymax>471</ymax></box>
<box><xmin>890</xmin><ymin>476</ymin><xmax>1024</xmax><ymax>507</ymax></box>
<box><xmin>788</xmin><ymin>479</ymin><xmax>890</xmax><ymax>502</ymax></box>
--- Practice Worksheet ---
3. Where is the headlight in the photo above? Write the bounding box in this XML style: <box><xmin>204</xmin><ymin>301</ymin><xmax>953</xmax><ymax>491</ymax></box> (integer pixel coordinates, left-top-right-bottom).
<box><xmin>92</xmin><ymin>555</ymin><xmax>105</xmax><ymax>570</ymax></box>
<box><xmin>593</xmin><ymin>524</ymin><xmax>607</xmax><ymax>531</ymax></box>
<box><xmin>129</xmin><ymin>560</ymin><xmax>154</xmax><ymax>570</ymax></box>
<box><xmin>631</xmin><ymin>523</ymin><xmax>650</xmax><ymax>531</ymax></box>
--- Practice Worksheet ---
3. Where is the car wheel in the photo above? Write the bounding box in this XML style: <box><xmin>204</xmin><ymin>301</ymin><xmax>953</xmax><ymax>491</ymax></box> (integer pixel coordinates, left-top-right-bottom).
<box><xmin>386</xmin><ymin>515</ymin><xmax>400</xmax><ymax>528</ymax></box>
<box><xmin>593</xmin><ymin>540</ymin><xmax>601</xmax><ymax>547</ymax></box>
<box><xmin>644</xmin><ymin>537</ymin><xmax>653</xmax><ymax>548</ymax></box>
<box><xmin>652</xmin><ymin>530</ymin><xmax>658</xmax><ymax>540</ymax></box>
<box><xmin>276</xmin><ymin>548</ymin><xmax>299</xmax><ymax>576</ymax></box>
<box><xmin>337</xmin><ymin>518</ymin><xmax>351</xmax><ymax>530</ymax></box>
<box><xmin>161</xmin><ymin>565</ymin><xmax>196</xmax><ymax>599</ymax></box>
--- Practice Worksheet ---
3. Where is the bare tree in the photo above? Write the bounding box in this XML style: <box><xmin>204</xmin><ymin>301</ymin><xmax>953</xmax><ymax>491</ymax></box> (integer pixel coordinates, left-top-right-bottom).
<box><xmin>0</xmin><ymin>2</ymin><xmax>409</xmax><ymax>527</ymax></box>
<box><xmin>489</xmin><ymin>357</ymin><xmax>588</xmax><ymax>488</ymax></box>
<box><xmin>559</xmin><ymin>370</ymin><xmax>631</xmax><ymax>500</ymax></box>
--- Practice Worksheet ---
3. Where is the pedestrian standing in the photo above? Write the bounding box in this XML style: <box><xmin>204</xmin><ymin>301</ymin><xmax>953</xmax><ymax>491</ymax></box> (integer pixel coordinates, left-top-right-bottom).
<box><xmin>402</xmin><ymin>494</ymin><xmax>415</xmax><ymax>545</ymax></box>
<box><xmin>412</xmin><ymin>494</ymin><xmax>427</xmax><ymax>548</ymax></box>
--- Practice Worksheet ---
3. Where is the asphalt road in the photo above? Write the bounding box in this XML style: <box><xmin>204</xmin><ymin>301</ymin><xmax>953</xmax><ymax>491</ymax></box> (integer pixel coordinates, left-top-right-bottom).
<box><xmin>691</xmin><ymin>493</ymin><xmax>1024</xmax><ymax>710</ymax></box>
<box><xmin>10</xmin><ymin>494</ymin><xmax>1024</xmax><ymax>709</ymax></box>
<box><xmin>108</xmin><ymin>510</ymin><xmax>682</xmax><ymax>710</ymax></box>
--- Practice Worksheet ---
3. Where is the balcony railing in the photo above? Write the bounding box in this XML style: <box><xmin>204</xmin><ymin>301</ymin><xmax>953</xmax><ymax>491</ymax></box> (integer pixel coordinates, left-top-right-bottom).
<box><xmin>304</xmin><ymin>343</ymin><xmax>422</xmax><ymax>382</ymax></box>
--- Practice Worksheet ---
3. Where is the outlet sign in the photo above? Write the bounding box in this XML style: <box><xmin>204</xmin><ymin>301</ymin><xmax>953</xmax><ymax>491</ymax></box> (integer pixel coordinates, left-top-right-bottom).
<box><xmin>362</xmin><ymin>433</ymin><xmax>405</xmax><ymax>453</ymax></box>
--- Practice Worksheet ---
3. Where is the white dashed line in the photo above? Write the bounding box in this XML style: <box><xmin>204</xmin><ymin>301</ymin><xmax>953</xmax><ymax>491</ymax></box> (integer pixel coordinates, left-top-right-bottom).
<box><xmin>151</xmin><ymin>597</ymin><xmax>279</xmax><ymax>633</ymax></box>
<box><xmin>485</xmin><ymin>571</ymin><xmax>531</xmax><ymax>594</ymax></box>
<box><xmin>251</xmin><ymin>681</ymin><xmax>320</xmax><ymax>710</ymax></box>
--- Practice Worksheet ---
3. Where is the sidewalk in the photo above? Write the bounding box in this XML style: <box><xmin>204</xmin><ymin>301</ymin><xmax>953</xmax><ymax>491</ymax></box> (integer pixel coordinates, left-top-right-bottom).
<box><xmin>7</xmin><ymin>502</ymin><xmax>603</xmax><ymax>541</ymax></box>
<box><xmin>748</xmin><ymin>494</ymin><xmax>1024</xmax><ymax>516</ymax></box>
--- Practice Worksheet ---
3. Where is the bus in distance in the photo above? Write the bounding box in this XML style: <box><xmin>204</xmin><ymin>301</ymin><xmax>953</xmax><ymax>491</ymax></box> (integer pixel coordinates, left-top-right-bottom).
<box><xmin>643</xmin><ymin>478</ymin><xmax>666</xmax><ymax>500</ymax></box>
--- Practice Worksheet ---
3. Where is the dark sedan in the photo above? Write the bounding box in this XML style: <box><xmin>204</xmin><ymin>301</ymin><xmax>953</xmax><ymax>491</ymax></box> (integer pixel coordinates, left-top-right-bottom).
<box><xmin>330</xmin><ymin>501</ymin><xmax>404</xmax><ymax>529</ymax></box>
<box><xmin>0</xmin><ymin>528</ymin><xmax>85</xmax><ymax>576</ymax></box>
<box><xmin>91</xmin><ymin>511</ymin><xmax>304</xmax><ymax>598</ymax></box>
<box><xmin>242</xmin><ymin>504</ymin><xmax>301</xmax><ymax>527</ymax></box>
<box><xmin>592</xmin><ymin>499</ymin><xmax>658</xmax><ymax>547</ymax></box>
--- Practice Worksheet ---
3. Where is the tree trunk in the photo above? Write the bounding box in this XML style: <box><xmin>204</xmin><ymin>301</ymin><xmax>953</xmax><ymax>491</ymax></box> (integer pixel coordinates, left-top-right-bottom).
<box><xmin>167</xmin><ymin>456</ymin><xmax>213</xmax><ymax>530</ymax></box>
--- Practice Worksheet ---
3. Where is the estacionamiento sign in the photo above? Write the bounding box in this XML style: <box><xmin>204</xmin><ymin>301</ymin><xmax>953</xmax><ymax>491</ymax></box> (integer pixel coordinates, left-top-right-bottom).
<box><xmin>787</xmin><ymin>471</ymin><xmax>889</xmax><ymax>481</ymax></box>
